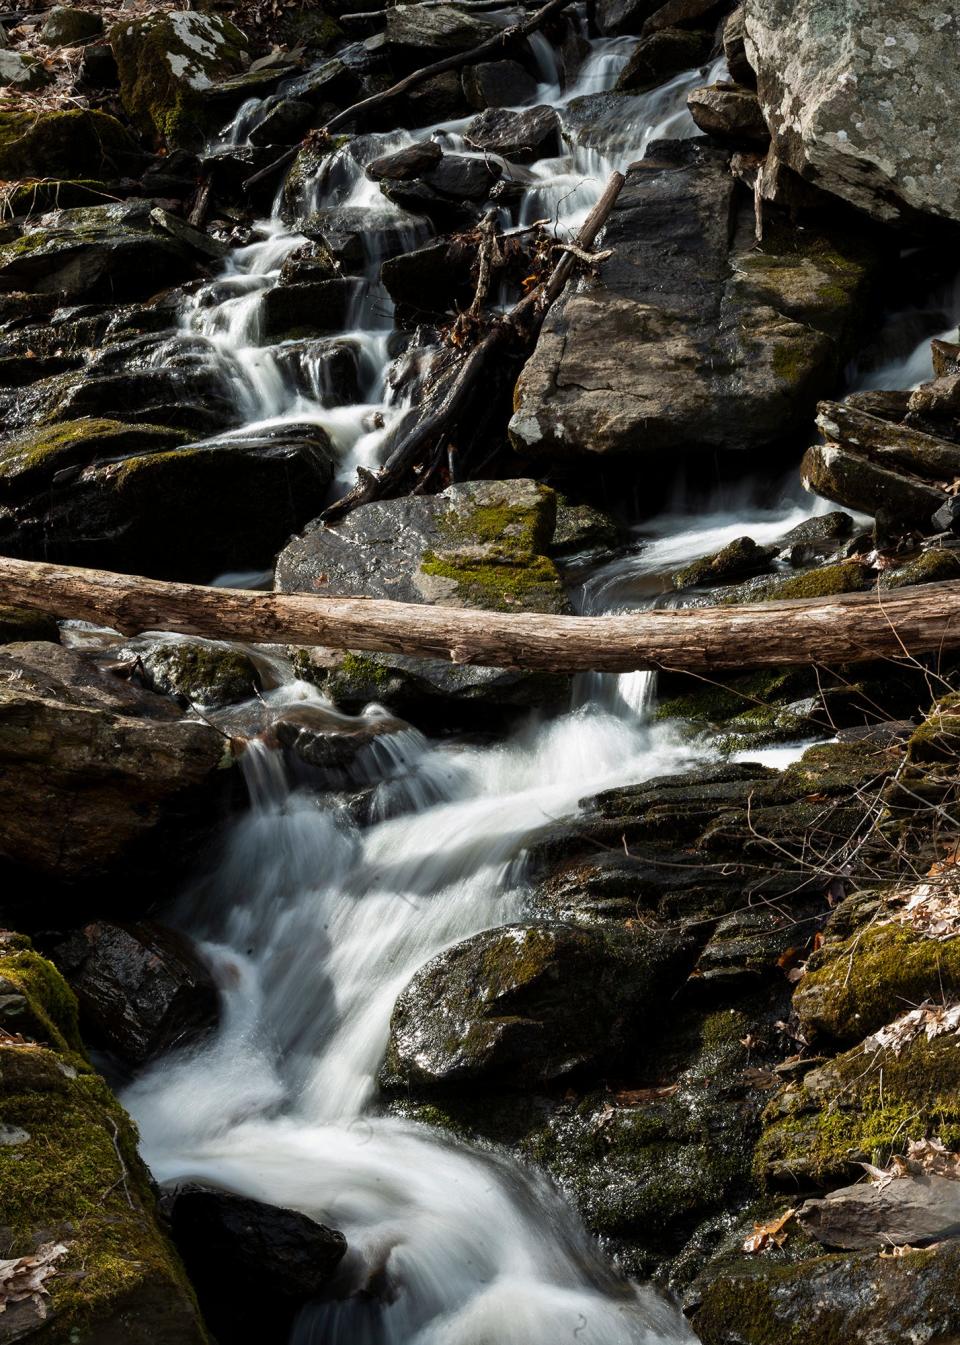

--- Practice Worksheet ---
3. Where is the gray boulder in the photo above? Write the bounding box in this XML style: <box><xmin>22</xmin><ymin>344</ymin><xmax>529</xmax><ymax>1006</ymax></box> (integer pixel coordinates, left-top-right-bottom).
<box><xmin>510</xmin><ymin>138</ymin><xmax>882</xmax><ymax>464</ymax></box>
<box><xmin>383</xmin><ymin>4</ymin><xmax>503</xmax><ymax>67</ymax></box>
<box><xmin>464</xmin><ymin>105</ymin><xmax>560</xmax><ymax>163</ymax></box>
<box><xmin>687</xmin><ymin>82</ymin><xmax>769</xmax><ymax>145</ymax></box>
<box><xmin>276</xmin><ymin>478</ymin><xmax>569</xmax><ymax>613</ymax></box>
<box><xmin>744</xmin><ymin>0</ymin><xmax>960</xmax><ymax>225</ymax></box>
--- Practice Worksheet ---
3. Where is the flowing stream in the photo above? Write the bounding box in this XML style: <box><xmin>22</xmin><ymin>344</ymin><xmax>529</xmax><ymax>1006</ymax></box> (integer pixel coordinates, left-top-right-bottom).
<box><xmin>118</xmin><ymin>14</ymin><xmax>955</xmax><ymax>1343</ymax></box>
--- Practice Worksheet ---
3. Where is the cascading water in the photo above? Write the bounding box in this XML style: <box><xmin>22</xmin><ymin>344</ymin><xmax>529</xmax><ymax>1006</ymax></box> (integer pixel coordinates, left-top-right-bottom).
<box><xmin>120</xmin><ymin>19</ymin><xmax>824</xmax><ymax>1344</ymax></box>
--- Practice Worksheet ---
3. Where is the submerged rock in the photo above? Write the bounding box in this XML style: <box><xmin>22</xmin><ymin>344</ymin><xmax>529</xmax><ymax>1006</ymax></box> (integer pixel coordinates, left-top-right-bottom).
<box><xmin>46</xmin><ymin>920</ymin><xmax>219</xmax><ymax>1066</ymax></box>
<box><xmin>510</xmin><ymin>139</ymin><xmax>882</xmax><ymax>465</ymax></box>
<box><xmin>168</xmin><ymin>1187</ymin><xmax>347</xmax><ymax>1345</ymax></box>
<box><xmin>383</xmin><ymin>921</ymin><xmax>695</xmax><ymax>1090</ymax></box>
<box><xmin>0</xmin><ymin>934</ymin><xmax>208</xmax><ymax>1342</ymax></box>
<box><xmin>743</xmin><ymin>0</ymin><xmax>960</xmax><ymax>226</ymax></box>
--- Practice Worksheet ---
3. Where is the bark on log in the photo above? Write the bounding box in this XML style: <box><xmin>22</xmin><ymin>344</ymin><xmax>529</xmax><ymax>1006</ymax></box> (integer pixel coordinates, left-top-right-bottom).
<box><xmin>244</xmin><ymin>0</ymin><xmax>576</xmax><ymax>193</ymax></box>
<box><xmin>2</xmin><ymin>557</ymin><xmax>960</xmax><ymax>674</ymax></box>
<box><xmin>321</xmin><ymin>170</ymin><xmax>625</xmax><ymax>523</ymax></box>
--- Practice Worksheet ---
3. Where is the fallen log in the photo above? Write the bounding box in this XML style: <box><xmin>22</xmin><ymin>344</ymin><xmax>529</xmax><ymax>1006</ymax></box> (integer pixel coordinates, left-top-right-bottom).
<box><xmin>244</xmin><ymin>0</ymin><xmax>576</xmax><ymax>193</ymax></box>
<box><xmin>2</xmin><ymin>557</ymin><xmax>960</xmax><ymax>673</ymax></box>
<box><xmin>321</xmin><ymin>170</ymin><xmax>625</xmax><ymax>523</ymax></box>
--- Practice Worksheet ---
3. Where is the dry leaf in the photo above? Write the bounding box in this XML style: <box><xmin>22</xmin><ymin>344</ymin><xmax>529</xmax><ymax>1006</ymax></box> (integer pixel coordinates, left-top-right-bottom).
<box><xmin>743</xmin><ymin>1209</ymin><xmax>796</xmax><ymax>1253</ymax></box>
<box><xmin>614</xmin><ymin>1084</ymin><xmax>680</xmax><ymax>1106</ymax></box>
<box><xmin>864</xmin><ymin>1002</ymin><xmax>960</xmax><ymax>1056</ymax></box>
<box><xmin>0</xmin><ymin>1242</ymin><xmax>69</xmax><ymax>1316</ymax></box>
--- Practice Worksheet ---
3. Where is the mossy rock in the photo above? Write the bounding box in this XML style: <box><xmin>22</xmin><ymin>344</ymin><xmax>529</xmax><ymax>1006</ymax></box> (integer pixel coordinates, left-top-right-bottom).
<box><xmin>693</xmin><ymin>1240</ymin><xmax>960</xmax><ymax>1345</ymax></box>
<box><xmin>0</xmin><ymin>935</ymin><xmax>207</xmax><ymax>1343</ymax></box>
<box><xmin>139</xmin><ymin>640</ymin><xmax>261</xmax><ymax>709</ymax></box>
<box><xmin>760</xmin><ymin>560</ymin><xmax>872</xmax><ymax>602</ymax></box>
<box><xmin>0</xmin><ymin>604</ymin><xmax>59</xmax><ymax>645</ymax></box>
<box><xmin>7</xmin><ymin>179</ymin><xmax>114</xmax><ymax>218</ymax></box>
<box><xmin>883</xmin><ymin>547</ymin><xmax>960</xmax><ymax>589</ymax></box>
<box><xmin>674</xmin><ymin>536</ymin><xmax>775</xmax><ymax>591</ymax></box>
<box><xmin>794</xmin><ymin>922</ymin><xmax>960</xmax><ymax>1045</ymax></box>
<box><xmin>756</xmin><ymin>1030</ymin><xmax>960</xmax><ymax>1188</ymax></box>
<box><xmin>41</xmin><ymin>5</ymin><xmax>105</xmax><ymax>45</ymax></box>
<box><xmin>906</xmin><ymin>692</ymin><xmax>960</xmax><ymax>764</ymax></box>
<box><xmin>110</xmin><ymin>10</ymin><xmax>249</xmax><ymax>147</ymax></box>
<box><xmin>655</xmin><ymin>665</ymin><xmax>822</xmax><ymax>752</ymax></box>
<box><xmin>550</xmin><ymin>497</ymin><xmax>622</xmax><ymax>559</ymax></box>
<box><xmin>0</xmin><ymin>108</ymin><xmax>140</xmax><ymax>180</ymax></box>
<box><xmin>0</xmin><ymin>417</ymin><xmax>187</xmax><ymax>491</ymax></box>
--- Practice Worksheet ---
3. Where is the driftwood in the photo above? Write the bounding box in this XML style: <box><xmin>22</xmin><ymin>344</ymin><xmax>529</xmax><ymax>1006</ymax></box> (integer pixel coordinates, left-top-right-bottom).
<box><xmin>244</xmin><ymin>0</ymin><xmax>576</xmax><ymax>193</ymax></box>
<box><xmin>322</xmin><ymin>170</ymin><xmax>625</xmax><ymax>523</ymax></box>
<box><xmin>2</xmin><ymin>558</ymin><xmax>960</xmax><ymax>673</ymax></box>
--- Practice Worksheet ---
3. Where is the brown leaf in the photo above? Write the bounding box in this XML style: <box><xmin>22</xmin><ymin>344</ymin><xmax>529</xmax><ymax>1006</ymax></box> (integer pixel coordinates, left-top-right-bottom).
<box><xmin>743</xmin><ymin>1209</ymin><xmax>796</xmax><ymax>1253</ymax></box>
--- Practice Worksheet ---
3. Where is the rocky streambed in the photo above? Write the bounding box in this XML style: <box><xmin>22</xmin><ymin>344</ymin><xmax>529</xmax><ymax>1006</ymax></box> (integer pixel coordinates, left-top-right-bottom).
<box><xmin>2</xmin><ymin>1</ymin><xmax>960</xmax><ymax>1343</ymax></box>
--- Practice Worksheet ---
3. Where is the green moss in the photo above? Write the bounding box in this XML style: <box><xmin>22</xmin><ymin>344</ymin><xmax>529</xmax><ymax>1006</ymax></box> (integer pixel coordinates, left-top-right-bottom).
<box><xmin>794</xmin><ymin>923</ymin><xmax>960</xmax><ymax>1044</ymax></box>
<box><xmin>759</xmin><ymin>562</ymin><xmax>871</xmax><ymax>602</ymax></box>
<box><xmin>757</xmin><ymin>1031</ymin><xmax>960</xmax><ymax>1186</ymax></box>
<box><xmin>420</xmin><ymin>549</ymin><xmax>566</xmax><ymax>613</ymax></box>
<box><xmin>884</xmin><ymin>548</ymin><xmax>960</xmax><ymax>589</ymax></box>
<box><xmin>0</xmin><ymin>944</ymin><xmax>84</xmax><ymax>1057</ymax></box>
<box><xmin>674</xmin><ymin>536</ymin><xmax>772</xmax><ymax>591</ymax></box>
<box><xmin>8</xmin><ymin>180</ymin><xmax>113</xmax><ymax>217</ymax></box>
<box><xmin>146</xmin><ymin>642</ymin><xmax>259</xmax><ymax>706</ymax></box>
<box><xmin>906</xmin><ymin>693</ymin><xmax>960</xmax><ymax>764</ymax></box>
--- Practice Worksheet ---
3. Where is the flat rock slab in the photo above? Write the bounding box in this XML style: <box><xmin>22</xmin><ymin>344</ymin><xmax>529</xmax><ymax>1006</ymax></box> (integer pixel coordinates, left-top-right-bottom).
<box><xmin>799</xmin><ymin>1174</ymin><xmax>960</xmax><ymax>1250</ymax></box>
<box><xmin>509</xmin><ymin>138</ymin><xmax>881</xmax><ymax>463</ymax></box>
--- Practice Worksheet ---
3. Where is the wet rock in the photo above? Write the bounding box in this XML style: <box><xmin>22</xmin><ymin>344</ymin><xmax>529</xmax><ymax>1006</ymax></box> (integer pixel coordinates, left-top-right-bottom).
<box><xmin>380</xmin><ymin>238</ymin><xmax>474</xmax><ymax>320</ymax></box>
<box><xmin>0</xmin><ymin>108</ymin><xmax>140</xmax><ymax>180</ymax></box>
<box><xmin>801</xmin><ymin>443</ymin><xmax>946</xmax><ymax>532</ymax></box>
<box><xmin>687</xmin><ymin>82</ymin><xmax>769</xmax><ymax>145</ymax></box>
<box><xmin>0</xmin><ymin>419</ymin><xmax>337</xmax><ymax>581</ymax></box>
<box><xmin>510</xmin><ymin>139</ymin><xmax>882</xmax><ymax>464</ymax></box>
<box><xmin>406</xmin><ymin>69</ymin><xmax>471</xmax><ymax>122</ymax></box>
<box><xmin>464</xmin><ymin>105</ymin><xmax>561</xmax><ymax>164</ymax></box>
<box><xmin>249</xmin><ymin>97</ymin><xmax>316</xmax><ymax>147</ymax></box>
<box><xmin>167</xmin><ymin>1187</ymin><xmax>347</xmax><ymax>1345</ymax></box>
<box><xmin>614</xmin><ymin>27</ymin><xmax>712</xmax><ymax>92</ymax></box>
<box><xmin>380</xmin><ymin>154</ymin><xmax>502</xmax><ymax>224</ymax></box>
<box><xmin>45</xmin><ymin>364</ymin><xmax>238</xmax><ymax>437</ymax></box>
<box><xmin>276</xmin><ymin>478</ymin><xmax>570</xmax><ymax>614</ymax></box>
<box><xmin>259</xmin><ymin>277</ymin><xmax>363</xmax><ymax>341</ymax></box>
<box><xmin>297</xmin><ymin>647</ymin><xmax>572</xmax><ymax>726</ymax></box>
<box><xmin>722</xmin><ymin>6</ymin><xmax>753</xmax><ymax>85</ymax></box>
<box><xmin>41</xmin><ymin>5</ymin><xmax>104</xmax><ymax>45</ymax></box>
<box><xmin>463</xmin><ymin>58</ymin><xmax>537</xmax><ymax>109</ymax></box>
<box><xmin>933</xmin><ymin>497</ymin><xmax>960</xmax><ymax>536</ymax></box>
<box><xmin>780</xmin><ymin>511</ymin><xmax>854</xmax><ymax>548</ymax></box>
<box><xmin>0</xmin><ymin>49</ymin><xmax>50</xmax><ymax>90</ymax></box>
<box><xmin>0</xmin><ymin>936</ymin><xmax>208</xmax><ymax>1342</ymax></box>
<box><xmin>0</xmin><ymin>202</ymin><xmax>224</xmax><ymax>303</ymax></box>
<box><xmin>382</xmin><ymin>921</ymin><xmax>695</xmax><ymax>1090</ymax></box>
<box><xmin>110</xmin><ymin>9</ymin><xmax>249</xmax><ymax>147</ymax></box>
<box><xmin>642</xmin><ymin>0</ymin><xmax>728</xmax><ymax>34</ymax></box>
<box><xmin>46</xmin><ymin>921</ymin><xmax>219</xmax><ymax>1066</ymax></box>
<box><xmin>743</xmin><ymin>0</ymin><xmax>960</xmax><ymax>226</ymax></box>
<box><xmin>277</xmin><ymin>241</ymin><xmax>339</xmax><ymax>286</ymax></box>
<box><xmin>673</xmin><ymin>536</ymin><xmax>775</xmax><ymax>590</ymax></box>
<box><xmin>366</xmin><ymin>140</ymin><xmax>443</xmax><ymax>181</ymax></box>
<box><xmin>136</xmin><ymin>640</ymin><xmax>261</xmax><ymax>709</ymax></box>
<box><xmin>273</xmin><ymin>703</ymin><xmax>410</xmax><ymax>775</ymax></box>
<box><xmin>932</xmin><ymin>340</ymin><xmax>960</xmax><ymax>380</ymax></box>
<box><xmin>383</xmin><ymin>4</ymin><xmax>503</xmax><ymax>68</ymax></box>
<box><xmin>550</xmin><ymin>498</ymin><xmax>623</xmax><ymax>560</ymax></box>
<box><xmin>817</xmin><ymin>401</ymin><xmax>960</xmax><ymax>481</ymax></box>
<box><xmin>693</xmin><ymin>1240</ymin><xmax>960</xmax><ymax>1345</ymax></box>
<box><xmin>297</xmin><ymin>206</ymin><xmax>431</xmax><ymax>270</ymax></box>
<box><xmin>0</xmin><ymin>642</ymin><xmax>232</xmax><ymax>895</ymax></box>
<box><xmin>272</xmin><ymin>337</ymin><xmax>364</xmax><ymax>406</ymax></box>
<box><xmin>141</xmin><ymin>146</ymin><xmax>202</xmax><ymax>198</ymax></box>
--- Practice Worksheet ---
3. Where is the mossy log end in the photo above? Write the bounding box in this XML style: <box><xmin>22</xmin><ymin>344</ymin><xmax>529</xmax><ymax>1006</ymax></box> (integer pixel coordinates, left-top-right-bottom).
<box><xmin>2</xmin><ymin>557</ymin><xmax>960</xmax><ymax>673</ymax></box>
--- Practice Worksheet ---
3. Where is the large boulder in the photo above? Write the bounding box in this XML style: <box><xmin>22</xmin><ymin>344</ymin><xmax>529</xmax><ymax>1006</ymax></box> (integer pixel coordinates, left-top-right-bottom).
<box><xmin>0</xmin><ymin>420</ymin><xmax>337</xmax><ymax>581</ymax></box>
<box><xmin>382</xmin><ymin>921</ymin><xmax>695</xmax><ymax>1090</ymax></box>
<box><xmin>167</xmin><ymin>1187</ymin><xmax>346</xmax><ymax>1345</ymax></box>
<box><xmin>743</xmin><ymin>0</ymin><xmax>960</xmax><ymax>226</ymax></box>
<box><xmin>382</xmin><ymin>4</ymin><xmax>504</xmax><ymax>68</ymax></box>
<box><xmin>0</xmin><ymin>202</ymin><xmax>225</xmax><ymax>303</ymax></box>
<box><xmin>0</xmin><ymin>933</ymin><xmax>207</xmax><ymax>1343</ymax></box>
<box><xmin>0</xmin><ymin>643</ymin><xmax>233</xmax><ymax>897</ymax></box>
<box><xmin>276</xmin><ymin>478</ymin><xmax>570</xmax><ymax>614</ymax></box>
<box><xmin>46</xmin><ymin>921</ymin><xmax>219</xmax><ymax>1067</ymax></box>
<box><xmin>509</xmin><ymin>139</ymin><xmax>883</xmax><ymax>465</ymax></box>
<box><xmin>110</xmin><ymin>9</ymin><xmax>249</xmax><ymax>147</ymax></box>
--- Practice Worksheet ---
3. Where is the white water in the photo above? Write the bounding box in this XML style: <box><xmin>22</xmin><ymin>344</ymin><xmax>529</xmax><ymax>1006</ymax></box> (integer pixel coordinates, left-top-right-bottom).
<box><xmin>122</xmin><ymin>18</ymin><xmax>878</xmax><ymax>1343</ymax></box>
